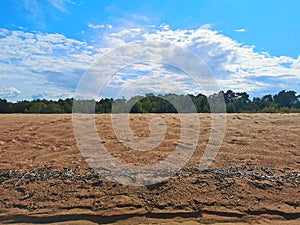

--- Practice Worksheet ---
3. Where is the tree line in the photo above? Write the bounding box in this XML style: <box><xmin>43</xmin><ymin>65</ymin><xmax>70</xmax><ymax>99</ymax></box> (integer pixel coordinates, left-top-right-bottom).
<box><xmin>0</xmin><ymin>90</ymin><xmax>299</xmax><ymax>113</ymax></box>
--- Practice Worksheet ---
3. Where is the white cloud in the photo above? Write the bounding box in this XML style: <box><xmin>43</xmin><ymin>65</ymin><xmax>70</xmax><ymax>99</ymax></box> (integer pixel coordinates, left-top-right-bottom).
<box><xmin>97</xmin><ymin>25</ymin><xmax>300</xmax><ymax>96</ymax></box>
<box><xmin>0</xmin><ymin>24</ymin><xmax>300</xmax><ymax>101</ymax></box>
<box><xmin>88</xmin><ymin>23</ymin><xmax>112</xmax><ymax>29</ymax></box>
<box><xmin>0</xmin><ymin>87</ymin><xmax>22</xmax><ymax>98</ymax></box>
<box><xmin>100</xmin><ymin>62</ymin><xmax>199</xmax><ymax>99</ymax></box>
<box><xmin>200</xmin><ymin>24</ymin><xmax>213</xmax><ymax>30</ymax></box>
<box><xmin>235</xmin><ymin>28</ymin><xmax>247</xmax><ymax>33</ymax></box>
<box><xmin>159</xmin><ymin>24</ymin><xmax>170</xmax><ymax>31</ymax></box>
<box><xmin>142</xmin><ymin>27</ymin><xmax>299</xmax><ymax>76</ymax></box>
<box><xmin>0</xmin><ymin>28</ymin><xmax>99</xmax><ymax>101</ymax></box>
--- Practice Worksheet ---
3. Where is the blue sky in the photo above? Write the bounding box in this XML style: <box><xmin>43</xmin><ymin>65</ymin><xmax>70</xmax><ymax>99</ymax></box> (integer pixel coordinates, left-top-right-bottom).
<box><xmin>0</xmin><ymin>0</ymin><xmax>300</xmax><ymax>101</ymax></box>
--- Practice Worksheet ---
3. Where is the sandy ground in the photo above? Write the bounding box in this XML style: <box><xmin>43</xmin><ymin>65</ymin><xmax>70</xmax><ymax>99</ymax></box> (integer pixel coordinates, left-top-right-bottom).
<box><xmin>0</xmin><ymin>113</ymin><xmax>299</xmax><ymax>224</ymax></box>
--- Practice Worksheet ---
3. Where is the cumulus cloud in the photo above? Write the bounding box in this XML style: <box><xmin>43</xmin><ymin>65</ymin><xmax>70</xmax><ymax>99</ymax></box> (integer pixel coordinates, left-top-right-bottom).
<box><xmin>137</xmin><ymin>26</ymin><xmax>300</xmax><ymax>94</ymax></box>
<box><xmin>0</xmin><ymin>24</ymin><xmax>299</xmax><ymax>101</ymax></box>
<box><xmin>101</xmin><ymin>26</ymin><xmax>299</xmax><ymax>96</ymax></box>
<box><xmin>97</xmin><ymin>62</ymin><xmax>201</xmax><ymax>99</ymax></box>
<box><xmin>0</xmin><ymin>28</ymin><xmax>101</xmax><ymax>100</ymax></box>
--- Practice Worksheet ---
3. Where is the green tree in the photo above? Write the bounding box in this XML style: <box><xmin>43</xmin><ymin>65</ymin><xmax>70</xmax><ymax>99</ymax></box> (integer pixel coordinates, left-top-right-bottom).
<box><xmin>0</xmin><ymin>99</ymin><xmax>8</xmax><ymax>113</ymax></box>
<box><xmin>274</xmin><ymin>90</ymin><xmax>297</xmax><ymax>108</ymax></box>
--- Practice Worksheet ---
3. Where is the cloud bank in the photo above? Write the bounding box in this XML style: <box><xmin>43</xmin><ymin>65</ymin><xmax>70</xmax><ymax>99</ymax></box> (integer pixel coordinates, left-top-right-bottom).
<box><xmin>0</xmin><ymin>24</ymin><xmax>299</xmax><ymax>101</ymax></box>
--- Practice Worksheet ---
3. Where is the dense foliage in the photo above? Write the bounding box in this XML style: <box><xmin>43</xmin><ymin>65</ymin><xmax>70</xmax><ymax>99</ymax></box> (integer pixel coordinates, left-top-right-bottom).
<box><xmin>0</xmin><ymin>90</ymin><xmax>299</xmax><ymax>113</ymax></box>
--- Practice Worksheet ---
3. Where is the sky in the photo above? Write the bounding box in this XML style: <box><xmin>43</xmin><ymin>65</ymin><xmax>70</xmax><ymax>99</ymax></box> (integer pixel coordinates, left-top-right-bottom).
<box><xmin>0</xmin><ymin>0</ymin><xmax>300</xmax><ymax>101</ymax></box>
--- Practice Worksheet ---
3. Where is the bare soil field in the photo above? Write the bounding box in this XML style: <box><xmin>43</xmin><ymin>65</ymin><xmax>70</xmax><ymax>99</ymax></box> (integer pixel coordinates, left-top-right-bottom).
<box><xmin>0</xmin><ymin>113</ymin><xmax>299</xmax><ymax>224</ymax></box>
